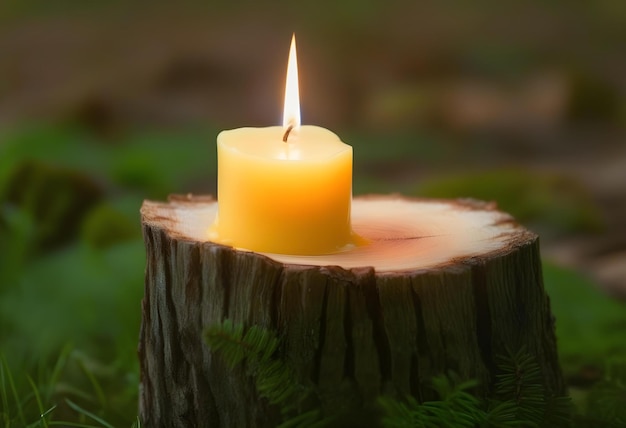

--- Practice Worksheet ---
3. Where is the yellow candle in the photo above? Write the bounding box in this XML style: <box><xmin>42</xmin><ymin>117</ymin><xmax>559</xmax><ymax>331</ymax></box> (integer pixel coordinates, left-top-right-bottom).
<box><xmin>209</xmin><ymin>35</ymin><xmax>356</xmax><ymax>255</ymax></box>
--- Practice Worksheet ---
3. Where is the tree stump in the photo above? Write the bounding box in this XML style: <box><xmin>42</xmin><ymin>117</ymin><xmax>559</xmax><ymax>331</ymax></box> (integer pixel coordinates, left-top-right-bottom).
<box><xmin>139</xmin><ymin>194</ymin><xmax>564</xmax><ymax>427</ymax></box>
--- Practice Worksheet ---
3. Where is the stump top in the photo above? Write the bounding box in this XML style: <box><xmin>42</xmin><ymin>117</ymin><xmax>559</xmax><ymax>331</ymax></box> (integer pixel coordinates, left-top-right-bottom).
<box><xmin>141</xmin><ymin>194</ymin><xmax>535</xmax><ymax>273</ymax></box>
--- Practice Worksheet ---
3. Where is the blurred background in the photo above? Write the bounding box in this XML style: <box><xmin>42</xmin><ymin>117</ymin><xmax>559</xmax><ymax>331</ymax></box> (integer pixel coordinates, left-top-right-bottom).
<box><xmin>0</xmin><ymin>0</ymin><xmax>624</xmax><ymax>425</ymax></box>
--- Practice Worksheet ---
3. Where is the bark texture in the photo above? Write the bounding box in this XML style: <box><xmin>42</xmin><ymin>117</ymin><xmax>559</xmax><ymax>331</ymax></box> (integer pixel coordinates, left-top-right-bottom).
<box><xmin>139</xmin><ymin>195</ymin><xmax>565</xmax><ymax>427</ymax></box>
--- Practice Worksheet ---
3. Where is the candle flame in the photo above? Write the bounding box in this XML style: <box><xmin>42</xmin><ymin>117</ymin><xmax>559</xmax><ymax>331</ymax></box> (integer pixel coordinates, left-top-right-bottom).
<box><xmin>282</xmin><ymin>34</ymin><xmax>300</xmax><ymax>130</ymax></box>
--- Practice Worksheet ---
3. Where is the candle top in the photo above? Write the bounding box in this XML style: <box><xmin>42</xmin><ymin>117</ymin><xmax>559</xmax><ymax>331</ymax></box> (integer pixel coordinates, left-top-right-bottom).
<box><xmin>217</xmin><ymin>125</ymin><xmax>351</xmax><ymax>161</ymax></box>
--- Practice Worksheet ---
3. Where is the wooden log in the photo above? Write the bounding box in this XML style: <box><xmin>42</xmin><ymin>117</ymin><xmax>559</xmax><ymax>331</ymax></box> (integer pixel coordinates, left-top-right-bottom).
<box><xmin>139</xmin><ymin>194</ymin><xmax>564</xmax><ymax>427</ymax></box>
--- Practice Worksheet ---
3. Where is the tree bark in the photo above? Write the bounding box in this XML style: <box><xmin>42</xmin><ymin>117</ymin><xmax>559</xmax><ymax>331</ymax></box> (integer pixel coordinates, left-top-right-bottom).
<box><xmin>139</xmin><ymin>194</ymin><xmax>564</xmax><ymax>427</ymax></box>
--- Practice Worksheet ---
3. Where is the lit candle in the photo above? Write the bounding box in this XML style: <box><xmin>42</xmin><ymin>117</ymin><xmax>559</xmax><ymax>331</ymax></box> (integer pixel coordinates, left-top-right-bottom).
<box><xmin>210</xmin><ymin>35</ymin><xmax>357</xmax><ymax>255</ymax></box>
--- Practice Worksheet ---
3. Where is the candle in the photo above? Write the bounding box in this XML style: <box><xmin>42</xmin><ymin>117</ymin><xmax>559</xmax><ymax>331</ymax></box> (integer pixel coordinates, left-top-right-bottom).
<box><xmin>209</xmin><ymin>35</ymin><xmax>357</xmax><ymax>255</ymax></box>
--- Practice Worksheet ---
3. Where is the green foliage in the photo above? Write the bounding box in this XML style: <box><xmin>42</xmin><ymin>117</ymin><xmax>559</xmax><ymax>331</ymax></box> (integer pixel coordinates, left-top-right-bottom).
<box><xmin>64</xmin><ymin>399</ymin><xmax>115</xmax><ymax>428</ymax></box>
<box><xmin>543</xmin><ymin>262</ymin><xmax>626</xmax><ymax>378</ymax></box>
<box><xmin>0</xmin><ymin>240</ymin><xmax>144</xmax><ymax>365</ymax></box>
<box><xmin>107</xmin><ymin>128</ymin><xmax>216</xmax><ymax>197</ymax></box>
<box><xmin>205</xmin><ymin>319</ymin><xmax>299</xmax><ymax>406</ymax></box>
<box><xmin>0</xmin><ymin>124</ymin><xmax>623</xmax><ymax>427</ymax></box>
<box><xmin>1</xmin><ymin>347</ymin><xmax>132</xmax><ymax>428</ymax></box>
<box><xmin>379</xmin><ymin>348</ymin><xmax>625</xmax><ymax>428</ymax></box>
<box><xmin>80</xmin><ymin>204</ymin><xmax>139</xmax><ymax>249</ymax></box>
<box><xmin>417</xmin><ymin>169</ymin><xmax>604</xmax><ymax>236</ymax></box>
<box><xmin>0</xmin><ymin>124</ymin><xmax>216</xmax><ymax>427</ymax></box>
<box><xmin>205</xmin><ymin>320</ymin><xmax>326</xmax><ymax>426</ymax></box>
<box><xmin>579</xmin><ymin>359</ymin><xmax>626</xmax><ymax>427</ymax></box>
<box><xmin>0</xmin><ymin>160</ymin><xmax>103</xmax><ymax>251</ymax></box>
<box><xmin>379</xmin><ymin>376</ymin><xmax>483</xmax><ymax>428</ymax></box>
<box><xmin>207</xmin><ymin>320</ymin><xmax>596</xmax><ymax>427</ymax></box>
<box><xmin>0</xmin><ymin>202</ymin><xmax>36</xmax><ymax>286</ymax></box>
<box><xmin>380</xmin><ymin>349</ymin><xmax>571</xmax><ymax>428</ymax></box>
<box><xmin>493</xmin><ymin>347</ymin><xmax>572</xmax><ymax>427</ymax></box>
<box><xmin>0</xmin><ymin>124</ymin><xmax>217</xmax><ymax>200</ymax></box>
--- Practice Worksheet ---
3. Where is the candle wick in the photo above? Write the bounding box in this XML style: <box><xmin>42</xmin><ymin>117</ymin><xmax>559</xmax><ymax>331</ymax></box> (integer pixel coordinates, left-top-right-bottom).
<box><xmin>282</xmin><ymin>125</ymin><xmax>294</xmax><ymax>142</ymax></box>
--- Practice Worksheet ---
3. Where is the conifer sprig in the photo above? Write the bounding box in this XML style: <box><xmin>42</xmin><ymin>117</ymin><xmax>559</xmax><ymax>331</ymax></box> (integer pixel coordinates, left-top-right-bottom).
<box><xmin>205</xmin><ymin>320</ymin><xmax>580</xmax><ymax>427</ymax></box>
<box><xmin>494</xmin><ymin>346</ymin><xmax>552</xmax><ymax>426</ymax></box>
<box><xmin>205</xmin><ymin>320</ymin><xmax>331</xmax><ymax>427</ymax></box>
<box><xmin>379</xmin><ymin>375</ymin><xmax>483</xmax><ymax>428</ymax></box>
<box><xmin>204</xmin><ymin>320</ymin><xmax>299</xmax><ymax>407</ymax></box>
<box><xmin>380</xmin><ymin>347</ymin><xmax>572</xmax><ymax>428</ymax></box>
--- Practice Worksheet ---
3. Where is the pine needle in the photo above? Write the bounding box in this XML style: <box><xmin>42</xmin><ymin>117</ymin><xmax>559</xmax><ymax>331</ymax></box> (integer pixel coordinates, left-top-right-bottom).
<box><xmin>205</xmin><ymin>320</ymin><xmax>319</xmax><ymax>423</ymax></box>
<box><xmin>380</xmin><ymin>373</ymin><xmax>485</xmax><ymax>428</ymax></box>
